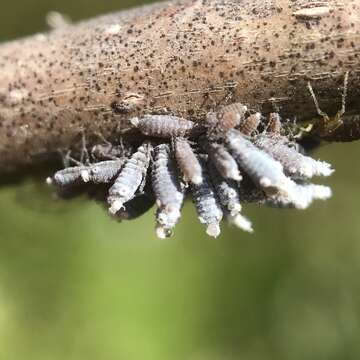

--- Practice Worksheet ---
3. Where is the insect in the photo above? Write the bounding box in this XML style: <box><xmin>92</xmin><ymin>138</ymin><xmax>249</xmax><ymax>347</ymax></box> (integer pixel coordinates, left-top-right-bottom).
<box><xmin>174</xmin><ymin>137</ymin><xmax>203</xmax><ymax>185</ymax></box>
<box><xmin>152</xmin><ymin>144</ymin><xmax>185</xmax><ymax>238</ymax></box>
<box><xmin>1</xmin><ymin>0</ymin><xmax>360</xmax><ymax>238</ymax></box>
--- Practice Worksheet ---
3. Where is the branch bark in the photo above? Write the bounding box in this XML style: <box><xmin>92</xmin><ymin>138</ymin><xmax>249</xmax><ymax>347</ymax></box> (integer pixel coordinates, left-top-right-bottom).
<box><xmin>0</xmin><ymin>0</ymin><xmax>359</xmax><ymax>172</ymax></box>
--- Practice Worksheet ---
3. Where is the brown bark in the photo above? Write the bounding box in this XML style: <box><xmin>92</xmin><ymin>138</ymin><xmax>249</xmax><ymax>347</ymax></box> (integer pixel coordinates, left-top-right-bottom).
<box><xmin>0</xmin><ymin>0</ymin><xmax>359</xmax><ymax>172</ymax></box>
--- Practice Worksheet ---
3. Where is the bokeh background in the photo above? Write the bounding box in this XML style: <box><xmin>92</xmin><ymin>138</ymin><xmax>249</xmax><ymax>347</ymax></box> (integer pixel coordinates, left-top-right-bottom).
<box><xmin>1</xmin><ymin>1</ymin><xmax>360</xmax><ymax>359</ymax></box>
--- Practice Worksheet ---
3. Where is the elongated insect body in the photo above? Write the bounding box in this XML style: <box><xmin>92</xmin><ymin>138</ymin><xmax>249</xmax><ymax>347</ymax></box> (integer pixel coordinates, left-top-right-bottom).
<box><xmin>80</xmin><ymin>159</ymin><xmax>125</xmax><ymax>184</ymax></box>
<box><xmin>206</xmin><ymin>142</ymin><xmax>242</xmax><ymax>181</ymax></box>
<box><xmin>226</xmin><ymin>129</ymin><xmax>312</xmax><ymax>209</ymax></box>
<box><xmin>151</xmin><ymin>144</ymin><xmax>185</xmax><ymax>238</ymax></box>
<box><xmin>174</xmin><ymin>138</ymin><xmax>203</xmax><ymax>185</ymax></box>
<box><xmin>226</xmin><ymin>130</ymin><xmax>291</xmax><ymax>193</ymax></box>
<box><xmin>131</xmin><ymin>115</ymin><xmax>197</xmax><ymax>138</ymax></box>
<box><xmin>254</xmin><ymin>134</ymin><xmax>334</xmax><ymax>179</ymax></box>
<box><xmin>207</xmin><ymin>103</ymin><xmax>248</xmax><ymax>135</ymax></box>
<box><xmin>238</xmin><ymin>113</ymin><xmax>262</xmax><ymax>136</ymax></box>
<box><xmin>208</xmin><ymin>163</ymin><xmax>242</xmax><ymax>216</ymax></box>
<box><xmin>191</xmin><ymin>158</ymin><xmax>223</xmax><ymax>238</ymax></box>
<box><xmin>108</xmin><ymin>142</ymin><xmax>152</xmax><ymax>214</ymax></box>
<box><xmin>48</xmin><ymin>165</ymin><xmax>89</xmax><ymax>187</ymax></box>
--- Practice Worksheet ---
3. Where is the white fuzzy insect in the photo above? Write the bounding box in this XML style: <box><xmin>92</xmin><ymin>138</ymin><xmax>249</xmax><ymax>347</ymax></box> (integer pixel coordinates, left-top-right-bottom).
<box><xmin>191</xmin><ymin>158</ymin><xmax>223</xmax><ymax>238</ymax></box>
<box><xmin>151</xmin><ymin>144</ymin><xmax>185</xmax><ymax>238</ymax></box>
<box><xmin>226</xmin><ymin>129</ymin><xmax>316</xmax><ymax>209</ymax></box>
<box><xmin>208</xmin><ymin>163</ymin><xmax>242</xmax><ymax>216</ymax></box>
<box><xmin>107</xmin><ymin>142</ymin><xmax>152</xmax><ymax>214</ymax></box>
<box><xmin>174</xmin><ymin>137</ymin><xmax>203</xmax><ymax>185</ymax></box>
<box><xmin>47</xmin><ymin>165</ymin><xmax>89</xmax><ymax>187</ymax></box>
<box><xmin>130</xmin><ymin>115</ymin><xmax>197</xmax><ymax>138</ymax></box>
<box><xmin>80</xmin><ymin>159</ymin><xmax>126</xmax><ymax>184</ymax></box>
<box><xmin>226</xmin><ymin>212</ymin><xmax>254</xmax><ymax>233</ymax></box>
<box><xmin>268</xmin><ymin>183</ymin><xmax>332</xmax><ymax>208</ymax></box>
<box><xmin>254</xmin><ymin>134</ymin><xmax>334</xmax><ymax>178</ymax></box>
<box><xmin>206</xmin><ymin>142</ymin><xmax>242</xmax><ymax>181</ymax></box>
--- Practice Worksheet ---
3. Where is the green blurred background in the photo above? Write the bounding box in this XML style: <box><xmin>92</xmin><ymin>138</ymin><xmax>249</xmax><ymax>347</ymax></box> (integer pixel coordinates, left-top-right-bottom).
<box><xmin>1</xmin><ymin>1</ymin><xmax>360</xmax><ymax>359</ymax></box>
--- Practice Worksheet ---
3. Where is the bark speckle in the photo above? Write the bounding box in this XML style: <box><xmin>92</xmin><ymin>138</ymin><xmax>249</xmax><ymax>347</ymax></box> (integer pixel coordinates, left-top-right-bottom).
<box><xmin>0</xmin><ymin>0</ymin><xmax>359</xmax><ymax>172</ymax></box>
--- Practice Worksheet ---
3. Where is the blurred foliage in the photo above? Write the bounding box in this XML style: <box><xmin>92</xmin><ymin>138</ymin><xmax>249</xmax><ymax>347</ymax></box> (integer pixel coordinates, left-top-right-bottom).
<box><xmin>1</xmin><ymin>1</ymin><xmax>360</xmax><ymax>359</ymax></box>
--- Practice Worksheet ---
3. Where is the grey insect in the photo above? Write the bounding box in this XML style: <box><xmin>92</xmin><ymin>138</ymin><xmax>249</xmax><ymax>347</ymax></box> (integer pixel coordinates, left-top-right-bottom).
<box><xmin>107</xmin><ymin>142</ymin><xmax>152</xmax><ymax>215</ymax></box>
<box><xmin>131</xmin><ymin>115</ymin><xmax>198</xmax><ymax>138</ymax></box>
<box><xmin>80</xmin><ymin>159</ymin><xmax>126</xmax><ymax>184</ymax></box>
<box><xmin>191</xmin><ymin>158</ymin><xmax>223</xmax><ymax>238</ymax></box>
<box><xmin>254</xmin><ymin>134</ymin><xmax>333</xmax><ymax>179</ymax></box>
<box><xmin>207</xmin><ymin>162</ymin><xmax>242</xmax><ymax>216</ymax></box>
<box><xmin>206</xmin><ymin>162</ymin><xmax>253</xmax><ymax>232</ymax></box>
<box><xmin>174</xmin><ymin>137</ymin><xmax>203</xmax><ymax>185</ymax></box>
<box><xmin>205</xmin><ymin>142</ymin><xmax>242</xmax><ymax>181</ymax></box>
<box><xmin>151</xmin><ymin>144</ymin><xmax>185</xmax><ymax>238</ymax></box>
<box><xmin>225</xmin><ymin>129</ymin><xmax>326</xmax><ymax>209</ymax></box>
<box><xmin>47</xmin><ymin>165</ymin><xmax>90</xmax><ymax>187</ymax></box>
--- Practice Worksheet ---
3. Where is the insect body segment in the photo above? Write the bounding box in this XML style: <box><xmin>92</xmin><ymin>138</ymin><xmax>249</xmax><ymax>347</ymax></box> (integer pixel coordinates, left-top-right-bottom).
<box><xmin>206</xmin><ymin>142</ymin><xmax>242</xmax><ymax>181</ymax></box>
<box><xmin>238</xmin><ymin>112</ymin><xmax>262</xmax><ymax>136</ymax></box>
<box><xmin>131</xmin><ymin>115</ymin><xmax>198</xmax><ymax>138</ymax></box>
<box><xmin>80</xmin><ymin>160</ymin><xmax>126</xmax><ymax>184</ymax></box>
<box><xmin>225</xmin><ymin>129</ymin><xmax>329</xmax><ymax>209</ymax></box>
<box><xmin>48</xmin><ymin>165</ymin><xmax>90</xmax><ymax>187</ymax></box>
<box><xmin>151</xmin><ymin>144</ymin><xmax>185</xmax><ymax>238</ymax></box>
<box><xmin>206</xmin><ymin>103</ymin><xmax>248</xmax><ymax>135</ymax></box>
<box><xmin>49</xmin><ymin>102</ymin><xmax>335</xmax><ymax>238</ymax></box>
<box><xmin>206</xmin><ymin>161</ymin><xmax>253</xmax><ymax>233</ymax></box>
<box><xmin>107</xmin><ymin>142</ymin><xmax>152</xmax><ymax>215</ymax></box>
<box><xmin>191</xmin><ymin>158</ymin><xmax>223</xmax><ymax>238</ymax></box>
<box><xmin>174</xmin><ymin>137</ymin><xmax>203</xmax><ymax>185</ymax></box>
<box><xmin>208</xmin><ymin>162</ymin><xmax>242</xmax><ymax>216</ymax></box>
<box><xmin>254</xmin><ymin>134</ymin><xmax>334</xmax><ymax>179</ymax></box>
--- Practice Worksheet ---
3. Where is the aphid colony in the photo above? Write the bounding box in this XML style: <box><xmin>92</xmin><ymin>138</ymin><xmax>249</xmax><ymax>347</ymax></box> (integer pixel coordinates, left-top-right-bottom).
<box><xmin>47</xmin><ymin>103</ymin><xmax>334</xmax><ymax>238</ymax></box>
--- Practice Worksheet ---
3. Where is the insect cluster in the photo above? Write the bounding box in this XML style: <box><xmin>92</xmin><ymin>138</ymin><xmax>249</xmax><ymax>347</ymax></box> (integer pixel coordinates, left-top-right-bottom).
<box><xmin>47</xmin><ymin>103</ymin><xmax>334</xmax><ymax>238</ymax></box>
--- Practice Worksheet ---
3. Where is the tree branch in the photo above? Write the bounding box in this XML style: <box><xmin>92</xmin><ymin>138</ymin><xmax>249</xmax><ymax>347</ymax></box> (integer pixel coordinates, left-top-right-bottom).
<box><xmin>0</xmin><ymin>0</ymin><xmax>359</xmax><ymax>173</ymax></box>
